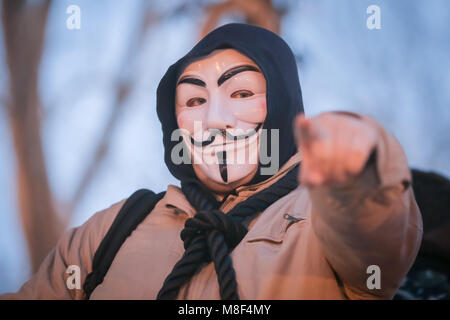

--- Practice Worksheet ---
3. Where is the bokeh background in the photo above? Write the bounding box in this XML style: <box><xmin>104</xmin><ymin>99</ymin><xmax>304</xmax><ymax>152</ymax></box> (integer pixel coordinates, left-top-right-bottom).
<box><xmin>0</xmin><ymin>0</ymin><xmax>449</xmax><ymax>295</ymax></box>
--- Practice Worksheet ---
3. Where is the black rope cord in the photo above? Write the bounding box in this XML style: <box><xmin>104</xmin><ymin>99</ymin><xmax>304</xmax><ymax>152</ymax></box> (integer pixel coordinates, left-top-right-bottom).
<box><xmin>157</xmin><ymin>164</ymin><xmax>299</xmax><ymax>300</ymax></box>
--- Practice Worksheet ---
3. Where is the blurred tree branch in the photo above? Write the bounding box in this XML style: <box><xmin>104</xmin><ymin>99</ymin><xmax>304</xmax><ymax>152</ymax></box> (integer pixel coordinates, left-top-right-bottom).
<box><xmin>1</xmin><ymin>0</ymin><xmax>158</xmax><ymax>271</ymax></box>
<box><xmin>1</xmin><ymin>0</ymin><xmax>62</xmax><ymax>272</ymax></box>
<box><xmin>65</xmin><ymin>3</ymin><xmax>157</xmax><ymax>222</ymax></box>
<box><xmin>201</xmin><ymin>0</ymin><xmax>281</xmax><ymax>37</ymax></box>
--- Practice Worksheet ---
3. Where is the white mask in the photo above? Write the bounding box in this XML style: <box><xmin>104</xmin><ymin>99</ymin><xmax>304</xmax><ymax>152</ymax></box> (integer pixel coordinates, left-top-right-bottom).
<box><xmin>175</xmin><ymin>49</ymin><xmax>267</xmax><ymax>187</ymax></box>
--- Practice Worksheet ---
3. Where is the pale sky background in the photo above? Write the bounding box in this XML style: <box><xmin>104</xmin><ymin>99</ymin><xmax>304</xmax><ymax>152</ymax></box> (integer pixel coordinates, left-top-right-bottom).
<box><xmin>1</xmin><ymin>0</ymin><xmax>449</xmax><ymax>293</ymax></box>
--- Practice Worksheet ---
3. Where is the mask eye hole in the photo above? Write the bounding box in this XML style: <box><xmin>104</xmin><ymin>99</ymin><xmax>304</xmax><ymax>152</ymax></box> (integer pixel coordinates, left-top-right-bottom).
<box><xmin>231</xmin><ymin>90</ymin><xmax>254</xmax><ymax>99</ymax></box>
<box><xmin>186</xmin><ymin>97</ymin><xmax>206</xmax><ymax>107</ymax></box>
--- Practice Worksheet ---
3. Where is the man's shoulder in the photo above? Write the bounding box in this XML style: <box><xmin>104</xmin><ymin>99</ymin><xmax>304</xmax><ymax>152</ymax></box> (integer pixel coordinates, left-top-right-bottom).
<box><xmin>68</xmin><ymin>198</ymin><xmax>129</xmax><ymax>255</ymax></box>
<box><xmin>86</xmin><ymin>198</ymin><xmax>128</xmax><ymax>230</ymax></box>
<box><xmin>85</xmin><ymin>186</ymin><xmax>180</xmax><ymax>232</ymax></box>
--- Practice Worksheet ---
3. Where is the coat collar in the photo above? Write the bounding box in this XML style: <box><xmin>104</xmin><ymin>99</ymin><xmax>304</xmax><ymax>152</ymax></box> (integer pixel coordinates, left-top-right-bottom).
<box><xmin>163</xmin><ymin>152</ymin><xmax>302</xmax><ymax>218</ymax></box>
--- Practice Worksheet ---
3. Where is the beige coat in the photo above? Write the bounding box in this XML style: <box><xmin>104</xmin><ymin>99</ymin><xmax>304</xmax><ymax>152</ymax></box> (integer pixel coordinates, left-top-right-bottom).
<box><xmin>1</xmin><ymin>115</ymin><xmax>423</xmax><ymax>300</ymax></box>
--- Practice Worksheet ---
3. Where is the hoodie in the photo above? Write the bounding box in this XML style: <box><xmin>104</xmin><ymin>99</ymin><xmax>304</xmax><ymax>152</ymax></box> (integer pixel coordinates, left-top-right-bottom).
<box><xmin>156</xmin><ymin>23</ymin><xmax>304</xmax><ymax>186</ymax></box>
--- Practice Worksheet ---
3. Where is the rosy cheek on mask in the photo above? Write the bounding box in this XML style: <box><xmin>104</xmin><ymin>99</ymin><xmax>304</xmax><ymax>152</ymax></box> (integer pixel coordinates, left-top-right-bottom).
<box><xmin>229</xmin><ymin>94</ymin><xmax>267</xmax><ymax>124</ymax></box>
<box><xmin>176</xmin><ymin>107</ymin><xmax>208</xmax><ymax>140</ymax></box>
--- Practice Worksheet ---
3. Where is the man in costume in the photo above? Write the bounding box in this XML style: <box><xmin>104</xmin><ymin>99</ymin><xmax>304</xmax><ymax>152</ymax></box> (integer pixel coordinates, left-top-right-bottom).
<box><xmin>1</xmin><ymin>23</ymin><xmax>422</xmax><ymax>300</ymax></box>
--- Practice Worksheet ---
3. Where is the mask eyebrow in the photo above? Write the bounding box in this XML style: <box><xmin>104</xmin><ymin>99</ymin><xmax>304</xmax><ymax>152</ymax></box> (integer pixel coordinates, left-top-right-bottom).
<box><xmin>177</xmin><ymin>77</ymin><xmax>206</xmax><ymax>87</ymax></box>
<box><xmin>217</xmin><ymin>64</ymin><xmax>261</xmax><ymax>87</ymax></box>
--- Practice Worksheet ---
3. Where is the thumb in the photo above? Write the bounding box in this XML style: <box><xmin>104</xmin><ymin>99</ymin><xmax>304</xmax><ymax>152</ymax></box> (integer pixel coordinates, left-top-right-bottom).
<box><xmin>295</xmin><ymin>114</ymin><xmax>318</xmax><ymax>150</ymax></box>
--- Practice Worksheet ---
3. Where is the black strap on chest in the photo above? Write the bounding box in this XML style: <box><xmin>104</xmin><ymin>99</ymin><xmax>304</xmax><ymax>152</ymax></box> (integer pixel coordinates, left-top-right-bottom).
<box><xmin>83</xmin><ymin>189</ymin><xmax>166</xmax><ymax>299</ymax></box>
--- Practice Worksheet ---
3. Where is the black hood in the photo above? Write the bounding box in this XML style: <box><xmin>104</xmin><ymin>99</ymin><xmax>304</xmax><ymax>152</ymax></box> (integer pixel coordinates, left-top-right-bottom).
<box><xmin>156</xmin><ymin>23</ymin><xmax>304</xmax><ymax>186</ymax></box>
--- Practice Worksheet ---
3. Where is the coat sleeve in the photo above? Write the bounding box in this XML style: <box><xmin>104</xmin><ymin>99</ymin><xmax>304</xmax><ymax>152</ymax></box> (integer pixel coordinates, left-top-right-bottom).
<box><xmin>0</xmin><ymin>199</ymin><xmax>125</xmax><ymax>300</ymax></box>
<box><xmin>308</xmin><ymin>112</ymin><xmax>423</xmax><ymax>299</ymax></box>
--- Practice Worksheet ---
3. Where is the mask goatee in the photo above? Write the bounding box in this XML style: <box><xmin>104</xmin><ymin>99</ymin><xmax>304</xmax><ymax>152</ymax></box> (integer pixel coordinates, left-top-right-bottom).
<box><xmin>217</xmin><ymin>151</ymin><xmax>228</xmax><ymax>183</ymax></box>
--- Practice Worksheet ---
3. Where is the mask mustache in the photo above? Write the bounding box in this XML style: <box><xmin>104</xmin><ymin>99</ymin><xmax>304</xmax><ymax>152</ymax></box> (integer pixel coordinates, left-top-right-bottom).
<box><xmin>190</xmin><ymin>123</ymin><xmax>262</xmax><ymax>147</ymax></box>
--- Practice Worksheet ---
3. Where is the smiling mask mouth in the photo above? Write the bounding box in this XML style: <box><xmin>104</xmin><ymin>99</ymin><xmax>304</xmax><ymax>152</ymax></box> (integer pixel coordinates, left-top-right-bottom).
<box><xmin>189</xmin><ymin>123</ymin><xmax>263</xmax><ymax>147</ymax></box>
<box><xmin>188</xmin><ymin>122</ymin><xmax>263</xmax><ymax>184</ymax></box>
